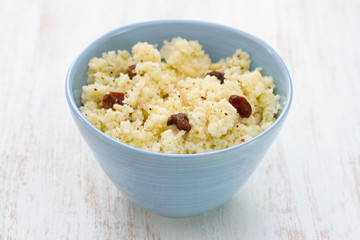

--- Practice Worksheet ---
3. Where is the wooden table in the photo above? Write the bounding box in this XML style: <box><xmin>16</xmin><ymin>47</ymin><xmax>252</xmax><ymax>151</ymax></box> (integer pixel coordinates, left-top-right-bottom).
<box><xmin>1</xmin><ymin>0</ymin><xmax>359</xmax><ymax>239</ymax></box>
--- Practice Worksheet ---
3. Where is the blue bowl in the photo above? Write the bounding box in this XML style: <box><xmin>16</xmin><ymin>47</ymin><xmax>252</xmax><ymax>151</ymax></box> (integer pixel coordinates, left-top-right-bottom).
<box><xmin>65</xmin><ymin>20</ymin><xmax>292</xmax><ymax>217</ymax></box>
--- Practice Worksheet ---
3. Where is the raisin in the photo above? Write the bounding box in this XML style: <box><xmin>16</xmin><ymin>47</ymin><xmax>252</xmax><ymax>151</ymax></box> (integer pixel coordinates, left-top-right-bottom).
<box><xmin>103</xmin><ymin>92</ymin><xmax>125</xmax><ymax>109</ymax></box>
<box><xmin>127</xmin><ymin>65</ymin><xmax>136</xmax><ymax>79</ymax></box>
<box><xmin>167</xmin><ymin>113</ymin><xmax>191</xmax><ymax>132</ymax></box>
<box><xmin>206</xmin><ymin>71</ymin><xmax>225</xmax><ymax>84</ymax></box>
<box><xmin>228</xmin><ymin>95</ymin><xmax>252</xmax><ymax>118</ymax></box>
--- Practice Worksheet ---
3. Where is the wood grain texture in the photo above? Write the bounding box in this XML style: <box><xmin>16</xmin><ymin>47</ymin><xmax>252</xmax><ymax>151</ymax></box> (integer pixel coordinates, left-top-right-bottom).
<box><xmin>1</xmin><ymin>0</ymin><xmax>359</xmax><ymax>239</ymax></box>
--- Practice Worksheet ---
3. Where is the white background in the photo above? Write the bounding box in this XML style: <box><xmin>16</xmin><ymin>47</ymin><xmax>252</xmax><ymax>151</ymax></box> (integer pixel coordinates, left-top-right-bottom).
<box><xmin>1</xmin><ymin>0</ymin><xmax>360</xmax><ymax>239</ymax></box>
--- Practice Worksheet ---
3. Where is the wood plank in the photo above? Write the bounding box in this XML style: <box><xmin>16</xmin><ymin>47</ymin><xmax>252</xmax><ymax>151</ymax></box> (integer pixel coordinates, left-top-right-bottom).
<box><xmin>0</xmin><ymin>0</ymin><xmax>359</xmax><ymax>239</ymax></box>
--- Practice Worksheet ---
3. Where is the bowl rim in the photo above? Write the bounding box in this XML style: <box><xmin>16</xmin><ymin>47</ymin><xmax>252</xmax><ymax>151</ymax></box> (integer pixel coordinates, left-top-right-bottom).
<box><xmin>65</xmin><ymin>19</ymin><xmax>293</xmax><ymax>159</ymax></box>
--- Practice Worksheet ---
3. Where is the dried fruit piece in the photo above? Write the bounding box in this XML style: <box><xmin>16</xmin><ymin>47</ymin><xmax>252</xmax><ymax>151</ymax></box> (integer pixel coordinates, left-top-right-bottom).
<box><xmin>127</xmin><ymin>65</ymin><xmax>136</xmax><ymax>79</ymax></box>
<box><xmin>228</xmin><ymin>95</ymin><xmax>252</xmax><ymax>118</ymax></box>
<box><xmin>103</xmin><ymin>92</ymin><xmax>125</xmax><ymax>109</ymax></box>
<box><xmin>206</xmin><ymin>71</ymin><xmax>225</xmax><ymax>84</ymax></box>
<box><xmin>167</xmin><ymin>113</ymin><xmax>191</xmax><ymax>132</ymax></box>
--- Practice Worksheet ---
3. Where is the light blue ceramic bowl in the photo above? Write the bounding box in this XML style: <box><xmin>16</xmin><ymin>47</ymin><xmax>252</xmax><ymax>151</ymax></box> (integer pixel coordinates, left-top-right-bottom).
<box><xmin>65</xmin><ymin>20</ymin><xmax>292</xmax><ymax>217</ymax></box>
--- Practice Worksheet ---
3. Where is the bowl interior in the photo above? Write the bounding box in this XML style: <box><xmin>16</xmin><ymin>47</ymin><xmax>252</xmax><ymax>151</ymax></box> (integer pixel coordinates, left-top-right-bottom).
<box><xmin>68</xmin><ymin>20</ymin><xmax>291</xmax><ymax>129</ymax></box>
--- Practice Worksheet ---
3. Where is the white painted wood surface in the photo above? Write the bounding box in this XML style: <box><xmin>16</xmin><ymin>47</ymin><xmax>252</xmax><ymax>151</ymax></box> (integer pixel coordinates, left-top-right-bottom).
<box><xmin>1</xmin><ymin>0</ymin><xmax>360</xmax><ymax>239</ymax></box>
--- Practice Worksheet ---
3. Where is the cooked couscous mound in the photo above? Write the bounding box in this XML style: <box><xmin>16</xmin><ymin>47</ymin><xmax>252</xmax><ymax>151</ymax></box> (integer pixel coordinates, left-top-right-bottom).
<box><xmin>80</xmin><ymin>37</ymin><xmax>280</xmax><ymax>154</ymax></box>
